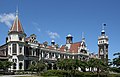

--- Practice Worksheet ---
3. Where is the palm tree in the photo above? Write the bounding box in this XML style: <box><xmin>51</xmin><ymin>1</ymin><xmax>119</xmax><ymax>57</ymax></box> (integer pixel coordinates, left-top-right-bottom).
<box><xmin>113</xmin><ymin>52</ymin><xmax>120</xmax><ymax>67</ymax></box>
<box><xmin>111</xmin><ymin>52</ymin><xmax>120</xmax><ymax>73</ymax></box>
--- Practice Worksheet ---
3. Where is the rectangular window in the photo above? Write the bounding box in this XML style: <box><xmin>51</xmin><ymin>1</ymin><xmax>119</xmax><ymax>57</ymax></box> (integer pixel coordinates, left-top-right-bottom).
<box><xmin>33</xmin><ymin>51</ymin><xmax>36</xmax><ymax>56</ymax></box>
<box><xmin>13</xmin><ymin>44</ymin><xmax>17</xmax><ymax>54</ymax></box>
<box><xmin>19</xmin><ymin>47</ymin><xmax>22</xmax><ymax>53</ymax></box>
<box><xmin>10</xmin><ymin>47</ymin><xmax>11</xmax><ymax>54</ymax></box>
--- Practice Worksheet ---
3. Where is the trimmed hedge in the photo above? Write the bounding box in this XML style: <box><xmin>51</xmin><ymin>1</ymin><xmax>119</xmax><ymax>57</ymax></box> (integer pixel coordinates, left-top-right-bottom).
<box><xmin>41</xmin><ymin>70</ymin><xmax>70</xmax><ymax>77</ymax></box>
<box><xmin>41</xmin><ymin>70</ymin><xmax>120</xmax><ymax>77</ymax></box>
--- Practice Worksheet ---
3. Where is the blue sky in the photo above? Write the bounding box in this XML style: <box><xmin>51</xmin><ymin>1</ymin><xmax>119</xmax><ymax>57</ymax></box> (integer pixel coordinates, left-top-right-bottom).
<box><xmin>0</xmin><ymin>0</ymin><xmax>120</xmax><ymax>59</ymax></box>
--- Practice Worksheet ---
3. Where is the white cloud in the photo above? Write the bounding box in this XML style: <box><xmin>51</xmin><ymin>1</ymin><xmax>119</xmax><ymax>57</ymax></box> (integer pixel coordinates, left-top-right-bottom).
<box><xmin>32</xmin><ymin>22</ymin><xmax>41</xmax><ymax>32</ymax></box>
<box><xmin>37</xmin><ymin>28</ymin><xmax>41</xmax><ymax>32</ymax></box>
<box><xmin>0</xmin><ymin>13</ymin><xmax>16</xmax><ymax>28</ymax></box>
<box><xmin>47</xmin><ymin>31</ymin><xmax>60</xmax><ymax>39</ymax></box>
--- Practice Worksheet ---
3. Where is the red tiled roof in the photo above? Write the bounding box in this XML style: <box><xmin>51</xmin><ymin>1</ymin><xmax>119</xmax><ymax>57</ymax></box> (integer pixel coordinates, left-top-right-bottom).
<box><xmin>47</xmin><ymin>46</ymin><xmax>55</xmax><ymax>50</ymax></box>
<box><xmin>25</xmin><ymin>37</ymin><xmax>30</xmax><ymax>41</ymax></box>
<box><xmin>9</xmin><ymin>16</ymin><xmax>24</xmax><ymax>33</ymax></box>
<box><xmin>60</xmin><ymin>42</ymin><xmax>81</xmax><ymax>53</ymax></box>
<box><xmin>69</xmin><ymin>42</ymin><xmax>81</xmax><ymax>53</ymax></box>
<box><xmin>59</xmin><ymin>45</ymin><xmax>65</xmax><ymax>52</ymax></box>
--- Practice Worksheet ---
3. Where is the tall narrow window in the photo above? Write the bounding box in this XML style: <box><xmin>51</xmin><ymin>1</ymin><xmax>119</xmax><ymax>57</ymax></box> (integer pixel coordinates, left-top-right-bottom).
<box><xmin>19</xmin><ymin>47</ymin><xmax>22</xmax><ymax>53</ymax></box>
<box><xmin>13</xmin><ymin>44</ymin><xmax>17</xmax><ymax>54</ymax></box>
<box><xmin>19</xmin><ymin>63</ymin><xmax>23</xmax><ymax>69</ymax></box>
<box><xmin>9</xmin><ymin>47</ymin><xmax>11</xmax><ymax>54</ymax></box>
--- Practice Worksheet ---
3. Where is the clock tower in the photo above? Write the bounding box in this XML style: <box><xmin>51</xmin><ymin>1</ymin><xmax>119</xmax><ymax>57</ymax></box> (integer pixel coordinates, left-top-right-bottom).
<box><xmin>98</xmin><ymin>24</ymin><xmax>109</xmax><ymax>64</ymax></box>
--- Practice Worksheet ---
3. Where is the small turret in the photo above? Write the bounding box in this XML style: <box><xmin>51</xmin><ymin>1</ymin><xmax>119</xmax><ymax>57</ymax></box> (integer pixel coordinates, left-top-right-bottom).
<box><xmin>51</xmin><ymin>40</ymin><xmax>55</xmax><ymax>46</ymax></box>
<box><xmin>66</xmin><ymin>34</ymin><xmax>73</xmax><ymax>44</ymax></box>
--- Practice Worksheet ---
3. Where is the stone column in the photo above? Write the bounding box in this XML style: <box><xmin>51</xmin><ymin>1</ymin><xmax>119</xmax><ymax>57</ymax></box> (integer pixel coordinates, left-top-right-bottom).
<box><xmin>48</xmin><ymin>52</ymin><xmax>49</xmax><ymax>58</ymax></box>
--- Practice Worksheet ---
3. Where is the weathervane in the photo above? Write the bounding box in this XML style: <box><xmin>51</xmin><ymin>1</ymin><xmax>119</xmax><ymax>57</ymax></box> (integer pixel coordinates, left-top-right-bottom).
<box><xmin>82</xmin><ymin>32</ymin><xmax>84</xmax><ymax>39</ymax></box>
<box><xmin>82</xmin><ymin>32</ymin><xmax>85</xmax><ymax>41</ymax></box>
<box><xmin>102</xmin><ymin>23</ymin><xmax>107</xmax><ymax>30</ymax></box>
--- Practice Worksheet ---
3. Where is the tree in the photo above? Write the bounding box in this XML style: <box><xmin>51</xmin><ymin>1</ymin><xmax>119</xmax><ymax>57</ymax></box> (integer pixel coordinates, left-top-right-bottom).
<box><xmin>0</xmin><ymin>61</ymin><xmax>13</xmax><ymax>73</ymax></box>
<box><xmin>94</xmin><ymin>59</ymin><xmax>107</xmax><ymax>77</ymax></box>
<box><xmin>36</xmin><ymin>61</ymin><xmax>46</xmax><ymax>74</ymax></box>
<box><xmin>112</xmin><ymin>52</ymin><xmax>120</xmax><ymax>73</ymax></box>
<box><xmin>29</xmin><ymin>61</ymin><xmax>47</xmax><ymax>74</ymax></box>
<box><xmin>56</xmin><ymin>59</ymin><xmax>66</xmax><ymax>70</ymax></box>
<box><xmin>87</xmin><ymin>58</ymin><xmax>96</xmax><ymax>72</ymax></box>
<box><xmin>2</xmin><ymin>61</ymin><xmax>13</xmax><ymax>71</ymax></box>
<box><xmin>78</xmin><ymin>60</ymin><xmax>87</xmax><ymax>72</ymax></box>
<box><xmin>113</xmin><ymin>52</ymin><xmax>120</xmax><ymax>67</ymax></box>
<box><xmin>28</xmin><ymin>64</ymin><xmax>36</xmax><ymax>74</ymax></box>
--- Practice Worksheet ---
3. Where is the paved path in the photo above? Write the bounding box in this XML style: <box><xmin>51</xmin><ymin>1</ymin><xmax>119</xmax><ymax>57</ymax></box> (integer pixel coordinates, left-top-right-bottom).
<box><xmin>0</xmin><ymin>75</ymin><xmax>32</xmax><ymax>77</ymax></box>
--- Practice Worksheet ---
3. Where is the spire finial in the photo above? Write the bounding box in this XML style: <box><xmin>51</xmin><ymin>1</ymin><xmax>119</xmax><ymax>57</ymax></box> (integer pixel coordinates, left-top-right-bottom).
<box><xmin>102</xmin><ymin>23</ymin><xmax>106</xmax><ymax>30</ymax></box>
<box><xmin>16</xmin><ymin>5</ymin><xmax>19</xmax><ymax>17</ymax></box>
<box><xmin>82</xmin><ymin>32</ymin><xmax>85</xmax><ymax>41</ymax></box>
<box><xmin>82</xmin><ymin>32</ymin><xmax>84</xmax><ymax>39</ymax></box>
<box><xmin>101</xmin><ymin>23</ymin><xmax>107</xmax><ymax>35</ymax></box>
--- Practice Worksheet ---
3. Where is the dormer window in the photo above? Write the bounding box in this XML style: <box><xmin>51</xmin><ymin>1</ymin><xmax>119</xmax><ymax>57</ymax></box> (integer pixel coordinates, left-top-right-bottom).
<box><xmin>19</xmin><ymin>37</ymin><xmax>22</xmax><ymax>41</ymax></box>
<box><xmin>32</xmin><ymin>37</ymin><xmax>34</xmax><ymax>39</ymax></box>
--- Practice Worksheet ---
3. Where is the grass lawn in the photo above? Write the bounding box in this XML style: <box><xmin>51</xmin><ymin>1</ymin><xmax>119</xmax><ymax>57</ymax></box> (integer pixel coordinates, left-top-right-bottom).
<box><xmin>16</xmin><ymin>75</ymin><xmax>58</xmax><ymax>77</ymax></box>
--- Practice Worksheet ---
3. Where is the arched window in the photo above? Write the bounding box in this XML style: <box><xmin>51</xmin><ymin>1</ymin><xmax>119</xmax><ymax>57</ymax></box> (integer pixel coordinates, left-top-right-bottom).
<box><xmin>13</xmin><ymin>63</ymin><xmax>16</xmax><ymax>69</ymax></box>
<box><xmin>19</xmin><ymin>62</ymin><xmax>23</xmax><ymax>69</ymax></box>
<box><xmin>32</xmin><ymin>61</ymin><xmax>36</xmax><ymax>65</ymax></box>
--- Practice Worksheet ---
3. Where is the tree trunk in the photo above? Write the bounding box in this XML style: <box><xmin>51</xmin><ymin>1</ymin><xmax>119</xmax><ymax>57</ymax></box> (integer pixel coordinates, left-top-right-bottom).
<box><xmin>97</xmin><ymin>68</ymin><xmax>100</xmax><ymax>77</ymax></box>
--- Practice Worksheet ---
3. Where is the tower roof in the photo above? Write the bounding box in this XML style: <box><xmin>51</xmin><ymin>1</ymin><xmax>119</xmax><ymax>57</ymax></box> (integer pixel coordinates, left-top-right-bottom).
<box><xmin>67</xmin><ymin>34</ymin><xmax>72</xmax><ymax>37</ymax></box>
<box><xmin>51</xmin><ymin>40</ymin><xmax>55</xmax><ymax>42</ymax></box>
<box><xmin>9</xmin><ymin>10</ymin><xmax>24</xmax><ymax>34</ymax></box>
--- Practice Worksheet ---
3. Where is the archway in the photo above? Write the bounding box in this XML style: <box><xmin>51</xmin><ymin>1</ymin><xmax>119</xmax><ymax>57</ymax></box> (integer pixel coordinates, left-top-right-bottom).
<box><xmin>13</xmin><ymin>63</ymin><xmax>16</xmax><ymax>69</ymax></box>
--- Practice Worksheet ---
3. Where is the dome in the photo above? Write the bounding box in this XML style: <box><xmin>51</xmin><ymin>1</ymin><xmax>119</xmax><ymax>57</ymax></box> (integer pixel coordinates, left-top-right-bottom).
<box><xmin>67</xmin><ymin>34</ymin><xmax>72</xmax><ymax>37</ymax></box>
<box><xmin>51</xmin><ymin>40</ymin><xmax>55</xmax><ymax>42</ymax></box>
<box><xmin>102</xmin><ymin>30</ymin><xmax>105</xmax><ymax>32</ymax></box>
